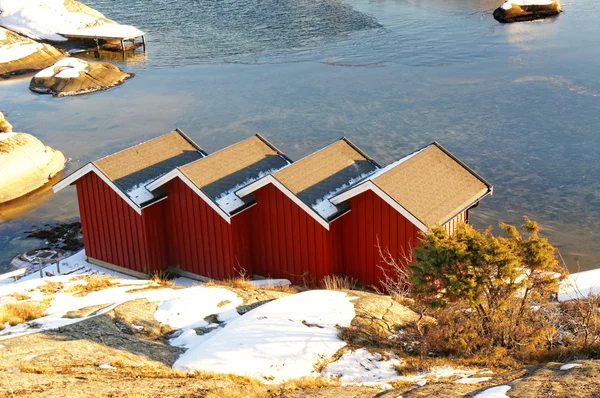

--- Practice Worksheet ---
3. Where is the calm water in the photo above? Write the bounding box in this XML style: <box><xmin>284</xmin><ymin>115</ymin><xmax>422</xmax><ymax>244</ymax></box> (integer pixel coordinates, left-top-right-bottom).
<box><xmin>1</xmin><ymin>0</ymin><xmax>599</xmax><ymax>273</ymax></box>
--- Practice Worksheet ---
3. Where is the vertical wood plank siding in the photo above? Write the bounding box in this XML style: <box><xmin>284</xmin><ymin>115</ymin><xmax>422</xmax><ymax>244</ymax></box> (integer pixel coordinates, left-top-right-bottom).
<box><xmin>443</xmin><ymin>210</ymin><xmax>468</xmax><ymax>235</ymax></box>
<box><xmin>249</xmin><ymin>184</ymin><xmax>340</xmax><ymax>286</ymax></box>
<box><xmin>340</xmin><ymin>190</ymin><xmax>421</xmax><ymax>288</ymax></box>
<box><xmin>75</xmin><ymin>173</ymin><xmax>166</xmax><ymax>274</ymax></box>
<box><xmin>163</xmin><ymin>178</ymin><xmax>247</xmax><ymax>279</ymax></box>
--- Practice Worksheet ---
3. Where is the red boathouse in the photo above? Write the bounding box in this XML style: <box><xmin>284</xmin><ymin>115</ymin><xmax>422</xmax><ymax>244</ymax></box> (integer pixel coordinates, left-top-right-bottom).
<box><xmin>236</xmin><ymin>138</ymin><xmax>380</xmax><ymax>285</ymax></box>
<box><xmin>53</xmin><ymin>129</ymin><xmax>206</xmax><ymax>277</ymax></box>
<box><xmin>145</xmin><ymin>134</ymin><xmax>291</xmax><ymax>280</ymax></box>
<box><xmin>329</xmin><ymin>142</ymin><xmax>493</xmax><ymax>287</ymax></box>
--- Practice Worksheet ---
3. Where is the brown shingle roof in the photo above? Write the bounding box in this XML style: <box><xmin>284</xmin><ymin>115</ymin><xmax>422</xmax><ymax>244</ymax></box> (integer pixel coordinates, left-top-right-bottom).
<box><xmin>94</xmin><ymin>129</ymin><xmax>204</xmax><ymax>205</ymax></box>
<box><xmin>372</xmin><ymin>143</ymin><xmax>491</xmax><ymax>226</ymax></box>
<box><xmin>273</xmin><ymin>138</ymin><xmax>379</xmax><ymax>220</ymax></box>
<box><xmin>180</xmin><ymin>134</ymin><xmax>290</xmax><ymax>213</ymax></box>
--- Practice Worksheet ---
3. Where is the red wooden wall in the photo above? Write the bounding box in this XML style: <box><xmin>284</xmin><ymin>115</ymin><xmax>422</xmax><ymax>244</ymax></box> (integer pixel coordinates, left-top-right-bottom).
<box><xmin>248</xmin><ymin>184</ymin><xmax>343</xmax><ymax>286</ymax></box>
<box><xmin>163</xmin><ymin>178</ymin><xmax>252</xmax><ymax>279</ymax></box>
<box><xmin>75</xmin><ymin>172</ymin><xmax>168</xmax><ymax>274</ymax></box>
<box><xmin>340</xmin><ymin>190</ymin><xmax>421</xmax><ymax>288</ymax></box>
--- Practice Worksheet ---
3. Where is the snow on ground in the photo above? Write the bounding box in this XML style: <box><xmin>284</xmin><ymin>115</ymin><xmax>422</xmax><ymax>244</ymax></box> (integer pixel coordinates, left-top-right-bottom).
<box><xmin>173</xmin><ymin>290</ymin><xmax>356</xmax><ymax>383</ymax></box>
<box><xmin>35</xmin><ymin>58</ymin><xmax>88</xmax><ymax>79</ymax></box>
<box><xmin>558</xmin><ymin>268</ymin><xmax>600</xmax><ymax>302</ymax></box>
<box><xmin>321</xmin><ymin>348</ymin><xmax>481</xmax><ymax>387</ymax></box>
<box><xmin>0</xmin><ymin>251</ymin><xmax>243</xmax><ymax>341</ymax></box>
<box><xmin>454</xmin><ymin>376</ymin><xmax>493</xmax><ymax>384</ymax></box>
<box><xmin>501</xmin><ymin>0</ymin><xmax>553</xmax><ymax>10</ymax></box>
<box><xmin>0</xmin><ymin>41</ymin><xmax>43</xmax><ymax>64</ymax></box>
<box><xmin>0</xmin><ymin>0</ymin><xmax>143</xmax><ymax>42</ymax></box>
<box><xmin>560</xmin><ymin>363</ymin><xmax>581</xmax><ymax>371</ymax></box>
<box><xmin>473</xmin><ymin>385</ymin><xmax>511</xmax><ymax>398</ymax></box>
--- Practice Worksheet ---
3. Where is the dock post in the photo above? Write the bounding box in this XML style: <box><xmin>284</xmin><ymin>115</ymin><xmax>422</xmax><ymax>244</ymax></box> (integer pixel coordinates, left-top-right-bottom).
<box><xmin>142</xmin><ymin>35</ymin><xmax>147</xmax><ymax>52</ymax></box>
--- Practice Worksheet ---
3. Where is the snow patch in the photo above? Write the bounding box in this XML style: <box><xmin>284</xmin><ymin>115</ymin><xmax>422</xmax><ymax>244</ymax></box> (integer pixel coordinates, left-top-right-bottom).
<box><xmin>173</xmin><ymin>290</ymin><xmax>355</xmax><ymax>383</ymax></box>
<box><xmin>473</xmin><ymin>385</ymin><xmax>511</xmax><ymax>398</ymax></box>
<box><xmin>501</xmin><ymin>0</ymin><xmax>553</xmax><ymax>10</ymax></box>
<box><xmin>312</xmin><ymin>171</ymin><xmax>378</xmax><ymax>219</ymax></box>
<box><xmin>250</xmin><ymin>279</ymin><xmax>291</xmax><ymax>288</ymax></box>
<box><xmin>454</xmin><ymin>376</ymin><xmax>492</xmax><ymax>384</ymax></box>
<box><xmin>322</xmin><ymin>348</ymin><xmax>403</xmax><ymax>386</ymax></box>
<box><xmin>560</xmin><ymin>363</ymin><xmax>581</xmax><ymax>371</ymax></box>
<box><xmin>215</xmin><ymin>168</ymin><xmax>282</xmax><ymax>214</ymax></box>
<box><xmin>35</xmin><ymin>58</ymin><xmax>88</xmax><ymax>79</ymax></box>
<box><xmin>0</xmin><ymin>132</ymin><xmax>17</xmax><ymax>142</ymax></box>
<box><xmin>126</xmin><ymin>178</ymin><xmax>160</xmax><ymax>206</ymax></box>
<box><xmin>0</xmin><ymin>0</ymin><xmax>143</xmax><ymax>42</ymax></box>
<box><xmin>0</xmin><ymin>41</ymin><xmax>43</xmax><ymax>64</ymax></box>
<box><xmin>558</xmin><ymin>268</ymin><xmax>600</xmax><ymax>302</ymax></box>
<box><xmin>98</xmin><ymin>363</ymin><xmax>115</xmax><ymax>370</ymax></box>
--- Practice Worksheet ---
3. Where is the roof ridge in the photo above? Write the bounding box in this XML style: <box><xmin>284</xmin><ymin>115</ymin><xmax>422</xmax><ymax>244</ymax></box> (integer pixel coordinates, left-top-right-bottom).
<box><xmin>340</xmin><ymin>136</ymin><xmax>382</xmax><ymax>168</ymax></box>
<box><xmin>255</xmin><ymin>133</ymin><xmax>293</xmax><ymax>164</ymax></box>
<box><xmin>93</xmin><ymin>129</ymin><xmax>203</xmax><ymax>167</ymax></box>
<box><xmin>430</xmin><ymin>142</ymin><xmax>493</xmax><ymax>191</ymax></box>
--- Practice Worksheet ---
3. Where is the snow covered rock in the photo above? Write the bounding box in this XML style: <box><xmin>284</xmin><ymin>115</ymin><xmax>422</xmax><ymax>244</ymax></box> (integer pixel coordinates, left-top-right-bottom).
<box><xmin>29</xmin><ymin>58</ymin><xmax>133</xmax><ymax>97</ymax></box>
<box><xmin>0</xmin><ymin>132</ymin><xmax>65</xmax><ymax>203</ymax></box>
<box><xmin>0</xmin><ymin>112</ymin><xmax>12</xmax><ymax>133</ymax></box>
<box><xmin>0</xmin><ymin>27</ymin><xmax>65</xmax><ymax>78</ymax></box>
<box><xmin>494</xmin><ymin>0</ymin><xmax>561</xmax><ymax>23</ymax></box>
<box><xmin>0</xmin><ymin>0</ymin><xmax>143</xmax><ymax>43</ymax></box>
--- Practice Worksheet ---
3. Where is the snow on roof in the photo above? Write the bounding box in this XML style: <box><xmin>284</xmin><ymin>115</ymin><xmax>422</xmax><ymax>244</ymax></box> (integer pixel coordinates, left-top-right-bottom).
<box><xmin>311</xmin><ymin>170</ymin><xmax>378</xmax><ymax>219</ymax></box>
<box><xmin>501</xmin><ymin>0</ymin><xmax>553</xmax><ymax>10</ymax></box>
<box><xmin>0</xmin><ymin>0</ymin><xmax>143</xmax><ymax>42</ymax></box>
<box><xmin>273</xmin><ymin>138</ymin><xmax>379</xmax><ymax>221</ymax></box>
<box><xmin>91</xmin><ymin>130</ymin><xmax>204</xmax><ymax>207</ymax></box>
<box><xmin>179</xmin><ymin>135</ymin><xmax>290</xmax><ymax>215</ymax></box>
<box><xmin>0</xmin><ymin>41</ymin><xmax>43</xmax><ymax>64</ymax></box>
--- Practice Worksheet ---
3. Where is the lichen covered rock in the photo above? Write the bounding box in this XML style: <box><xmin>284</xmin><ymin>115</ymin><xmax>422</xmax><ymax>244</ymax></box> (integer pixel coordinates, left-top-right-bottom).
<box><xmin>494</xmin><ymin>0</ymin><xmax>561</xmax><ymax>23</ymax></box>
<box><xmin>29</xmin><ymin>58</ymin><xmax>133</xmax><ymax>97</ymax></box>
<box><xmin>0</xmin><ymin>27</ymin><xmax>65</xmax><ymax>78</ymax></box>
<box><xmin>0</xmin><ymin>132</ymin><xmax>66</xmax><ymax>203</ymax></box>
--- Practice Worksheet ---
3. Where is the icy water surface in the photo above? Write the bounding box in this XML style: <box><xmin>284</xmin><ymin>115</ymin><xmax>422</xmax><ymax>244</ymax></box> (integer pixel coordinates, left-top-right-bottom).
<box><xmin>1</xmin><ymin>0</ymin><xmax>599</xmax><ymax>272</ymax></box>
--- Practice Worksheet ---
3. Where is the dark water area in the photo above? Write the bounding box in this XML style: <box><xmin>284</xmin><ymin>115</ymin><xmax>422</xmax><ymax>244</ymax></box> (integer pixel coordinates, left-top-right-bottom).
<box><xmin>1</xmin><ymin>0</ymin><xmax>599</xmax><ymax>273</ymax></box>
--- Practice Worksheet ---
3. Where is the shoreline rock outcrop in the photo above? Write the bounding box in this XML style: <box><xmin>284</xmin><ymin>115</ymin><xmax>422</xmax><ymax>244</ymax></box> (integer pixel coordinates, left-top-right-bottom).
<box><xmin>0</xmin><ymin>114</ymin><xmax>66</xmax><ymax>204</ymax></box>
<box><xmin>0</xmin><ymin>27</ymin><xmax>65</xmax><ymax>78</ymax></box>
<box><xmin>29</xmin><ymin>58</ymin><xmax>133</xmax><ymax>97</ymax></box>
<box><xmin>0</xmin><ymin>112</ymin><xmax>12</xmax><ymax>132</ymax></box>
<box><xmin>494</xmin><ymin>0</ymin><xmax>562</xmax><ymax>23</ymax></box>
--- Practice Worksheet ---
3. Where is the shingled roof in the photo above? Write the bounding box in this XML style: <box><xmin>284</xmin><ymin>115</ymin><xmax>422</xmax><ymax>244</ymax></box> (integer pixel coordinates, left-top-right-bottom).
<box><xmin>52</xmin><ymin>129</ymin><xmax>206</xmax><ymax>208</ymax></box>
<box><xmin>331</xmin><ymin>142</ymin><xmax>492</xmax><ymax>229</ymax></box>
<box><xmin>175</xmin><ymin>134</ymin><xmax>291</xmax><ymax>215</ymax></box>
<box><xmin>271</xmin><ymin>138</ymin><xmax>380</xmax><ymax>221</ymax></box>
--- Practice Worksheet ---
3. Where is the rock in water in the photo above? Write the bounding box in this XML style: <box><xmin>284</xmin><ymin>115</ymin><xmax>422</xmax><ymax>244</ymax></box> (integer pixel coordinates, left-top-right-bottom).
<box><xmin>0</xmin><ymin>27</ymin><xmax>65</xmax><ymax>78</ymax></box>
<box><xmin>29</xmin><ymin>58</ymin><xmax>133</xmax><ymax>97</ymax></box>
<box><xmin>494</xmin><ymin>0</ymin><xmax>561</xmax><ymax>23</ymax></box>
<box><xmin>0</xmin><ymin>133</ymin><xmax>66</xmax><ymax>203</ymax></box>
<box><xmin>0</xmin><ymin>112</ymin><xmax>12</xmax><ymax>133</ymax></box>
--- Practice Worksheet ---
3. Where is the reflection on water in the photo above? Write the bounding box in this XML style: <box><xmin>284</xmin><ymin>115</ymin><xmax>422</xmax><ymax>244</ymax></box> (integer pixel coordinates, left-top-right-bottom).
<box><xmin>0</xmin><ymin>174</ymin><xmax>63</xmax><ymax>223</ymax></box>
<box><xmin>1</xmin><ymin>0</ymin><xmax>599</xmax><ymax>273</ymax></box>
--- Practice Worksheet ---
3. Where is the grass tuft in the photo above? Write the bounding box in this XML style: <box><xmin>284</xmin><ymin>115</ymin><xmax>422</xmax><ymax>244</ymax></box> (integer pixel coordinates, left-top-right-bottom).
<box><xmin>0</xmin><ymin>299</ymin><xmax>52</xmax><ymax>330</ymax></box>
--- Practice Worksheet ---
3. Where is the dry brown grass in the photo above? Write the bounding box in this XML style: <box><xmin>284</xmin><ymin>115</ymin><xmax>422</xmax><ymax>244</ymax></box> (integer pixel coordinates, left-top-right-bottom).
<box><xmin>0</xmin><ymin>299</ymin><xmax>51</xmax><ymax>330</ymax></box>
<box><xmin>322</xmin><ymin>275</ymin><xmax>359</xmax><ymax>291</ymax></box>
<box><xmin>37</xmin><ymin>280</ymin><xmax>64</xmax><ymax>295</ymax></box>
<box><xmin>66</xmin><ymin>275</ymin><xmax>118</xmax><ymax>296</ymax></box>
<box><xmin>204</xmin><ymin>385</ymin><xmax>269</xmax><ymax>398</ymax></box>
<box><xmin>262</xmin><ymin>284</ymin><xmax>298</xmax><ymax>294</ymax></box>
<box><xmin>278</xmin><ymin>376</ymin><xmax>337</xmax><ymax>390</ymax></box>
<box><xmin>205</xmin><ymin>277</ymin><xmax>256</xmax><ymax>290</ymax></box>
<box><xmin>150</xmin><ymin>272</ymin><xmax>174</xmax><ymax>288</ymax></box>
<box><xmin>8</xmin><ymin>292</ymin><xmax>31</xmax><ymax>301</ymax></box>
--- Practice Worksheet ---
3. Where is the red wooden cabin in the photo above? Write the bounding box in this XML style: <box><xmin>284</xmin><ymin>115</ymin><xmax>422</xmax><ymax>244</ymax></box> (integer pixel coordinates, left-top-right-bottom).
<box><xmin>329</xmin><ymin>142</ymin><xmax>493</xmax><ymax>287</ymax></box>
<box><xmin>53</xmin><ymin>129</ymin><xmax>206</xmax><ymax>277</ymax></box>
<box><xmin>146</xmin><ymin>134</ymin><xmax>291</xmax><ymax>280</ymax></box>
<box><xmin>236</xmin><ymin>138</ymin><xmax>380</xmax><ymax>285</ymax></box>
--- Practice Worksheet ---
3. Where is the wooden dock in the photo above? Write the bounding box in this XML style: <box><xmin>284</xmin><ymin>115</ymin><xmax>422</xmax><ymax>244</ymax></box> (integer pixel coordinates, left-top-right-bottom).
<box><xmin>58</xmin><ymin>31</ymin><xmax>146</xmax><ymax>54</ymax></box>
